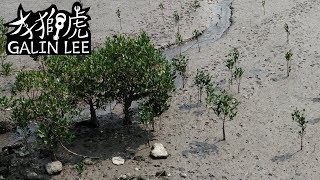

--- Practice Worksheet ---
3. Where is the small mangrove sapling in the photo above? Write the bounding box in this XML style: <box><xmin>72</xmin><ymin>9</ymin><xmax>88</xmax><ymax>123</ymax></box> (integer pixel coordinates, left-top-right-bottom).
<box><xmin>192</xmin><ymin>29</ymin><xmax>201</xmax><ymax>52</ymax></box>
<box><xmin>284</xmin><ymin>23</ymin><xmax>290</xmax><ymax>44</ymax></box>
<box><xmin>172</xmin><ymin>54</ymin><xmax>189</xmax><ymax>88</ymax></box>
<box><xmin>116</xmin><ymin>8</ymin><xmax>122</xmax><ymax>30</ymax></box>
<box><xmin>226</xmin><ymin>48</ymin><xmax>239</xmax><ymax>87</ymax></box>
<box><xmin>173</xmin><ymin>11</ymin><xmax>181</xmax><ymax>33</ymax></box>
<box><xmin>194</xmin><ymin>69</ymin><xmax>212</xmax><ymax>103</ymax></box>
<box><xmin>159</xmin><ymin>3</ymin><xmax>165</xmax><ymax>22</ymax></box>
<box><xmin>292</xmin><ymin>109</ymin><xmax>307</xmax><ymax>150</ymax></box>
<box><xmin>262</xmin><ymin>0</ymin><xmax>266</xmax><ymax>15</ymax></box>
<box><xmin>234</xmin><ymin>67</ymin><xmax>244</xmax><ymax>93</ymax></box>
<box><xmin>206</xmin><ymin>89</ymin><xmax>239</xmax><ymax>141</ymax></box>
<box><xmin>176</xmin><ymin>32</ymin><xmax>183</xmax><ymax>55</ymax></box>
<box><xmin>285</xmin><ymin>49</ymin><xmax>293</xmax><ymax>77</ymax></box>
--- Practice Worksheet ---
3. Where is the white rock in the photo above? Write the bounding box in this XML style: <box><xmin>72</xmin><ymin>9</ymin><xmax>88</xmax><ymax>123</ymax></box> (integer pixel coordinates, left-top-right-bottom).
<box><xmin>45</xmin><ymin>161</ymin><xmax>62</xmax><ymax>175</ymax></box>
<box><xmin>83</xmin><ymin>158</ymin><xmax>94</xmax><ymax>165</ymax></box>
<box><xmin>112</xmin><ymin>156</ymin><xmax>125</xmax><ymax>165</ymax></box>
<box><xmin>150</xmin><ymin>143</ymin><xmax>168</xmax><ymax>159</ymax></box>
<box><xmin>118</xmin><ymin>174</ymin><xmax>127</xmax><ymax>179</ymax></box>
<box><xmin>180</xmin><ymin>173</ymin><xmax>187</xmax><ymax>178</ymax></box>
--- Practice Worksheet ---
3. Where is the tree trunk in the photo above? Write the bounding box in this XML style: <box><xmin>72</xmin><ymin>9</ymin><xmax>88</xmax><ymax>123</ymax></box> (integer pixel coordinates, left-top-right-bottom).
<box><xmin>50</xmin><ymin>149</ymin><xmax>57</xmax><ymax>162</ymax></box>
<box><xmin>123</xmin><ymin>99</ymin><xmax>132</xmax><ymax>125</ymax></box>
<box><xmin>238</xmin><ymin>80</ymin><xmax>241</xmax><ymax>93</ymax></box>
<box><xmin>300</xmin><ymin>135</ymin><xmax>303</xmax><ymax>150</ymax></box>
<box><xmin>197</xmin><ymin>39</ymin><xmax>200</xmax><ymax>52</ymax></box>
<box><xmin>89</xmin><ymin>99</ymin><xmax>99</xmax><ymax>127</ymax></box>
<box><xmin>199</xmin><ymin>88</ymin><xmax>202</xmax><ymax>103</ymax></box>
<box><xmin>287</xmin><ymin>61</ymin><xmax>289</xmax><ymax>77</ymax></box>
<box><xmin>222</xmin><ymin>118</ymin><xmax>226</xmax><ymax>141</ymax></box>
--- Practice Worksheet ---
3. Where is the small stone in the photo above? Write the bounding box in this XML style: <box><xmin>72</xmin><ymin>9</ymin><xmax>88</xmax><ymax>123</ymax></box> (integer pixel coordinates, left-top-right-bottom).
<box><xmin>26</xmin><ymin>171</ymin><xmax>38</xmax><ymax>179</ymax></box>
<box><xmin>135</xmin><ymin>167</ymin><xmax>140</xmax><ymax>171</ymax></box>
<box><xmin>83</xmin><ymin>158</ymin><xmax>94</xmax><ymax>165</ymax></box>
<box><xmin>118</xmin><ymin>174</ymin><xmax>127</xmax><ymax>179</ymax></box>
<box><xmin>112</xmin><ymin>157</ymin><xmax>125</xmax><ymax>165</ymax></box>
<box><xmin>180</xmin><ymin>173</ymin><xmax>187</xmax><ymax>178</ymax></box>
<box><xmin>150</xmin><ymin>143</ymin><xmax>168</xmax><ymax>159</ymax></box>
<box><xmin>133</xmin><ymin>155</ymin><xmax>145</xmax><ymax>161</ymax></box>
<box><xmin>45</xmin><ymin>161</ymin><xmax>63</xmax><ymax>175</ymax></box>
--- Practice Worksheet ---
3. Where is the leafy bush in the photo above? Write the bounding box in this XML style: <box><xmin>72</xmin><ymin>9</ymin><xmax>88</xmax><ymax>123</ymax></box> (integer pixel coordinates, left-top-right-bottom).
<box><xmin>6</xmin><ymin>71</ymin><xmax>77</xmax><ymax>161</ymax></box>
<box><xmin>2</xmin><ymin>62</ymin><xmax>13</xmax><ymax>76</ymax></box>
<box><xmin>101</xmin><ymin>32</ymin><xmax>175</xmax><ymax>125</ymax></box>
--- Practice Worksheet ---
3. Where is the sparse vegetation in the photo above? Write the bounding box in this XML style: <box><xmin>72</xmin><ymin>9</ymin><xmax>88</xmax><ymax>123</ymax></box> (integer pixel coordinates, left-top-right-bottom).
<box><xmin>2</xmin><ymin>62</ymin><xmax>13</xmax><ymax>76</ymax></box>
<box><xmin>233</xmin><ymin>67</ymin><xmax>244</xmax><ymax>93</ymax></box>
<box><xmin>176</xmin><ymin>32</ymin><xmax>183</xmax><ymax>55</ymax></box>
<box><xmin>193</xmin><ymin>29</ymin><xmax>201</xmax><ymax>52</ymax></box>
<box><xmin>292</xmin><ymin>109</ymin><xmax>307</xmax><ymax>150</ymax></box>
<box><xmin>172</xmin><ymin>54</ymin><xmax>189</xmax><ymax>88</ymax></box>
<box><xmin>194</xmin><ymin>69</ymin><xmax>212</xmax><ymax>103</ymax></box>
<box><xmin>226</xmin><ymin>48</ymin><xmax>239</xmax><ymax>87</ymax></box>
<box><xmin>206</xmin><ymin>89</ymin><xmax>239</xmax><ymax>141</ymax></box>
<box><xmin>173</xmin><ymin>11</ymin><xmax>181</xmax><ymax>33</ymax></box>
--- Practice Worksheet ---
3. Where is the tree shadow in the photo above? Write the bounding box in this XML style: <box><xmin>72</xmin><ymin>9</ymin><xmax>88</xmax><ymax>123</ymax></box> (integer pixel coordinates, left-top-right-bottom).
<box><xmin>57</xmin><ymin>112</ymin><xmax>154</xmax><ymax>165</ymax></box>
<box><xmin>271</xmin><ymin>152</ymin><xmax>297</xmax><ymax>162</ymax></box>
<box><xmin>312</xmin><ymin>98</ymin><xmax>320</xmax><ymax>103</ymax></box>
<box><xmin>178</xmin><ymin>103</ymin><xmax>201</xmax><ymax>111</ymax></box>
<box><xmin>308</xmin><ymin>118</ymin><xmax>320</xmax><ymax>125</ymax></box>
<box><xmin>182</xmin><ymin>141</ymin><xmax>219</xmax><ymax>158</ymax></box>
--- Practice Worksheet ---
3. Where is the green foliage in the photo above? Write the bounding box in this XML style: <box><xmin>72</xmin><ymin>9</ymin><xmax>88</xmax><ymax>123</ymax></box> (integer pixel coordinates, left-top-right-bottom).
<box><xmin>2</xmin><ymin>62</ymin><xmax>13</xmax><ymax>76</ymax></box>
<box><xmin>285</xmin><ymin>49</ymin><xmax>293</xmax><ymax>77</ymax></box>
<box><xmin>44</xmin><ymin>54</ymin><xmax>111</xmax><ymax>127</ymax></box>
<box><xmin>193</xmin><ymin>29</ymin><xmax>201</xmax><ymax>52</ymax></box>
<box><xmin>4</xmin><ymin>71</ymin><xmax>77</xmax><ymax>161</ymax></box>
<box><xmin>194</xmin><ymin>69</ymin><xmax>212</xmax><ymax>103</ymax></box>
<box><xmin>101</xmin><ymin>32</ymin><xmax>175</xmax><ymax>125</ymax></box>
<box><xmin>206</xmin><ymin>89</ymin><xmax>239</xmax><ymax>140</ymax></box>
<box><xmin>74</xmin><ymin>159</ymin><xmax>85</xmax><ymax>174</ymax></box>
<box><xmin>0</xmin><ymin>16</ymin><xmax>10</xmax><ymax>76</ymax></box>
<box><xmin>226</xmin><ymin>48</ymin><xmax>239</xmax><ymax>86</ymax></box>
<box><xmin>233</xmin><ymin>67</ymin><xmax>244</xmax><ymax>93</ymax></box>
<box><xmin>172</xmin><ymin>54</ymin><xmax>189</xmax><ymax>88</ymax></box>
<box><xmin>292</xmin><ymin>109</ymin><xmax>307</xmax><ymax>150</ymax></box>
<box><xmin>176</xmin><ymin>32</ymin><xmax>183</xmax><ymax>55</ymax></box>
<box><xmin>0</xmin><ymin>17</ymin><xmax>7</xmax><ymax>56</ymax></box>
